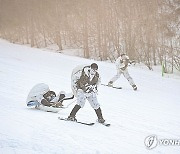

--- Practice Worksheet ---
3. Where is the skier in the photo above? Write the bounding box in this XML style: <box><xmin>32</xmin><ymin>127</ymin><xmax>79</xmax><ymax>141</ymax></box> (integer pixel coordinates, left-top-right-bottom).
<box><xmin>67</xmin><ymin>63</ymin><xmax>106</xmax><ymax>123</ymax></box>
<box><xmin>41</xmin><ymin>90</ymin><xmax>66</xmax><ymax>108</ymax></box>
<box><xmin>26</xmin><ymin>83</ymin><xmax>74</xmax><ymax>108</ymax></box>
<box><xmin>108</xmin><ymin>53</ymin><xmax>137</xmax><ymax>90</ymax></box>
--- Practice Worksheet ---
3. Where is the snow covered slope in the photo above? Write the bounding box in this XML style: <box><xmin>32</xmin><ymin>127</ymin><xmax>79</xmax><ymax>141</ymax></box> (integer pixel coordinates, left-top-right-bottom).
<box><xmin>0</xmin><ymin>39</ymin><xmax>180</xmax><ymax>154</ymax></box>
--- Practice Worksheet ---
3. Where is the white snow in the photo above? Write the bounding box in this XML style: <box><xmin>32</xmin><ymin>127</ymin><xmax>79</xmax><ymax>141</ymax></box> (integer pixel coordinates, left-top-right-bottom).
<box><xmin>0</xmin><ymin>39</ymin><xmax>180</xmax><ymax>154</ymax></box>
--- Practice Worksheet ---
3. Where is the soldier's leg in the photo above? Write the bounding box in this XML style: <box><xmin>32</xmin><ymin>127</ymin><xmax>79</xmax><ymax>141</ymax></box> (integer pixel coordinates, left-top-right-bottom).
<box><xmin>67</xmin><ymin>89</ymin><xmax>86</xmax><ymax>121</ymax></box>
<box><xmin>108</xmin><ymin>70</ymin><xmax>122</xmax><ymax>86</ymax></box>
<box><xmin>87</xmin><ymin>93</ymin><xmax>100</xmax><ymax>110</ymax></box>
<box><xmin>76</xmin><ymin>89</ymin><xmax>86</xmax><ymax>108</ymax></box>
<box><xmin>87</xmin><ymin>93</ymin><xmax>105</xmax><ymax>123</ymax></box>
<box><xmin>123</xmin><ymin>70</ymin><xmax>137</xmax><ymax>90</ymax></box>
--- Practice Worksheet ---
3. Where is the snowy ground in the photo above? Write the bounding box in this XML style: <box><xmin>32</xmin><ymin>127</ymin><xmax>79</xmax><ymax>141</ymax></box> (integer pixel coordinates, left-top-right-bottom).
<box><xmin>0</xmin><ymin>39</ymin><xmax>180</xmax><ymax>154</ymax></box>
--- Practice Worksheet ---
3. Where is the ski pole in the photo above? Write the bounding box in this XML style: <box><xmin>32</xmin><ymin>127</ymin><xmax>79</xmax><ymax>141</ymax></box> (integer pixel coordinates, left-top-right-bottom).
<box><xmin>66</xmin><ymin>99</ymin><xmax>77</xmax><ymax>108</ymax></box>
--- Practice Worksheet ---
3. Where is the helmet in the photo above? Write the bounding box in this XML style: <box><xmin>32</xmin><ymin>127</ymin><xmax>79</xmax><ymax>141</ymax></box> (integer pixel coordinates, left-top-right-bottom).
<box><xmin>90</xmin><ymin>63</ymin><xmax>98</xmax><ymax>70</ymax></box>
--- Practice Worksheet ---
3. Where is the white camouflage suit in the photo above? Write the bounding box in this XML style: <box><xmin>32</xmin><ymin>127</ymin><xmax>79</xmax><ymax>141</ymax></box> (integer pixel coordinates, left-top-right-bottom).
<box><xmin>110</xmin><ymin>55</ymin><xmax>135</xmax><ymax>86</ymax></box>
<box><xmin>71</xmin><ymin>65</ymin><xmax>101</xmax><ymax>110</ymax></box>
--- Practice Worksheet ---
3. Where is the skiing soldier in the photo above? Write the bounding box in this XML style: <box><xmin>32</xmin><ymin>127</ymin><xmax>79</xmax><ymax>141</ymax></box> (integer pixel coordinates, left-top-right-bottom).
<box><xmin>41</xmin><ymin>90</ymin><xmax>66</xmax><ymax>108</ymax></box>
<box><xmin>26</xmin><ymin>83</ymin><xmax>74</xmax><ymax>108</ymax></box>
<box><xmin>67</xmin><ymin>63</ymin><xmax>105</xmax><ymax>123</ymax></box>
<box><xmin>108</xmin><ymin>53</ymin><xmax>137</xmax><ymax>90</ymax></box>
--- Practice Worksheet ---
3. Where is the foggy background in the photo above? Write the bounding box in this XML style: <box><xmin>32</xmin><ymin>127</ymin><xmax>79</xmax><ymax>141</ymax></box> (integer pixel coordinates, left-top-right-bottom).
<box><xmin>0</xmin><ymin>0</ymin><xmax>179</xmax><ymax>71</ymax></box>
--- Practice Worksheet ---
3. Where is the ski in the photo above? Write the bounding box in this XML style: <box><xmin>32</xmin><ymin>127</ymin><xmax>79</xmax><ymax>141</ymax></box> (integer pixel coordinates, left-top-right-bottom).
<box><xmin>101</xmin><ymin>122</ymin><xmax>111</xmax><ymax>127</ymax></box>
<box><xmin>101</xmin><ymin>84</ymin><xmax>122</xmax><ymax>89</ymax></box>
<box><xmin>97</xmin><ymin>121</ymin><xmax>111</xmax><ymax>127</ymax></box>
<box><xmin>58</xmin><ymin>117</ymin><xmax>95</xmax><ymax>126</ymax></box>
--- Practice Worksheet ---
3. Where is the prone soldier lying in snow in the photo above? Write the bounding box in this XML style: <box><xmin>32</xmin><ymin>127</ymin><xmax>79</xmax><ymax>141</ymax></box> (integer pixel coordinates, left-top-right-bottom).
<box><xmin>26</xmin><ymin>83</ymin><xmax>74</xmax><ymax>110</ymax></box>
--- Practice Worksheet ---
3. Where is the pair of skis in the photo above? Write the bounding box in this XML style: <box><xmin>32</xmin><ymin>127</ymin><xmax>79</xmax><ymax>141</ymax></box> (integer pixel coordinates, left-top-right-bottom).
<box><xmin>58</xmin><ymin>117</ymin><xmax>110</xmax><ymax>127</ymax></box>
<box><xmin>58</xmin><ymin>84</ymin><xmax>118</xmax><ymax>127</ymax></box>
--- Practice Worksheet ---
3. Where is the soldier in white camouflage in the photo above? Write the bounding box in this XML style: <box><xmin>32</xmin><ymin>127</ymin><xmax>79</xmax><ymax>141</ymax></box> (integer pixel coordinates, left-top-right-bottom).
<box><xmin>108</xmin><ymin>53</ymin><xmax>137</xmax><ymax>90</ymax></box>
<box><xmin>68</xmin><ymin>63</ymin><xmax>105</xmax><ymax>123</ymax></box>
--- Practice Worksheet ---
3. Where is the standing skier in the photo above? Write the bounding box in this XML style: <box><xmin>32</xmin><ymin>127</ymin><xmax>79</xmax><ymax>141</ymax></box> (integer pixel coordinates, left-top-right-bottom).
<box><xmin>67</xmin><ymin>63</ymin><xmax>105</xmax><ymax>123</ymax></box>
<box><xmin>108</xmin><ymin>53</ymin><xmax>137</xmax><ymax>90</ymax></box>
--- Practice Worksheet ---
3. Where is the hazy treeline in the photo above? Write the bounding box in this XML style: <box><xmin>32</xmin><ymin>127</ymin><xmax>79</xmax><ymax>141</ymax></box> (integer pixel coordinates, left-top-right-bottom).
<box><xmin>0</xmin><ymin>0</ymin><xmax>179</xmax><ymax>71</ymax></box>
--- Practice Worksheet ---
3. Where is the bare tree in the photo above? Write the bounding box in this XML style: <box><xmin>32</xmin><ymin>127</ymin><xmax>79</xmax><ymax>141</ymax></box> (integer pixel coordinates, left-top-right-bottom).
<box><xmin>0</xmin><ymin>0</ymin><xmax>179</xmax><ymax>72</ymax></box>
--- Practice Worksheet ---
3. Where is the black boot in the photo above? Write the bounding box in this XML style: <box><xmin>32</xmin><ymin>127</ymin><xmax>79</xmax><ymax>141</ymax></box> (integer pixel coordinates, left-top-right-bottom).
<box><xmin>67</xmin><ymin>104</ymin><xmax>81</xmax><ymax>121</ymax></box>
<box><xmin>132</xmin><ymin>84</ymin><xmax>137</xmax><ymax>91</ymax></box>
<box><xmin>95</xmin><ymin>107</ymin><xmax>105</xmax><ymax>123</ymax></box>
<box><xmin>58</xmin><ymin>93</ymin><xmax>65</xmax><ymax>102</ymax></box>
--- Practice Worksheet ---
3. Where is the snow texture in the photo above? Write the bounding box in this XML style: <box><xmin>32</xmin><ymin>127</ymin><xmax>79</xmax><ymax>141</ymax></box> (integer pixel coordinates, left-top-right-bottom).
<box><xmin>0</xmin><ymin>39</ymin><xmax>180</xmax><ymax>154</ymax></box>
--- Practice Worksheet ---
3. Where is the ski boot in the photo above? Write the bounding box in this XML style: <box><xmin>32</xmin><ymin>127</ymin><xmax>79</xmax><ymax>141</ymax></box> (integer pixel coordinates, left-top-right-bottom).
<box><xmin>67</xmin><ymin>116</ymin><xmax>77</xmax><ymax>122</ymax></box>
<box><xmin>95</xmin><ymin>107</ymin><xmax>105</xmax><ymax>123</ymax></box>
<box><xmin>132</xmin><ymin>84</ymin><xmax>137</xmax><ymax>91</ymax></box>
<box><xmin>98</xmin><ymin>118</ymin><xmax>105</xmax><ymax>123</ymax></box>
<box><xmin>67</xmin><ymin>104</ymin><xmax>81</xmax><ymax>121</ymax></box>
<box><xmin>108</xmin><ymin>81</ymin><xmax>113</xmax><ymax>87</ymax></box>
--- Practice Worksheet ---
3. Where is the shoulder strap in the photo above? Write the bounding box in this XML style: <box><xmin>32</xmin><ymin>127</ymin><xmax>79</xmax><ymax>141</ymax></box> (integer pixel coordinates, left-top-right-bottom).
<box><xmin>81</xmin><ymin>66</ymin><xmax>90</xmax><ymax>76</ymax></box>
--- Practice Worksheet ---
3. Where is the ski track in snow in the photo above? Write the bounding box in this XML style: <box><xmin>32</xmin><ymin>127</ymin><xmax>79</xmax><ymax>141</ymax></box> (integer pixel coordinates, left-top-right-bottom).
<box><xmin>0</xmin><ymin>39</ymin><xmax>180</xmax><ymax>154</ymax></box>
